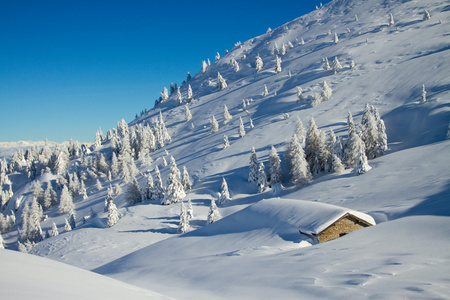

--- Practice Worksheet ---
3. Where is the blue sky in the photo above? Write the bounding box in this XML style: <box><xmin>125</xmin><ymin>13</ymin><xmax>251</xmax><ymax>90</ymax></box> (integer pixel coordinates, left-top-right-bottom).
<box><xmin>0</xmin><ymin>0</ymin><xmax>330</xmax><ymax>143</ymax></box>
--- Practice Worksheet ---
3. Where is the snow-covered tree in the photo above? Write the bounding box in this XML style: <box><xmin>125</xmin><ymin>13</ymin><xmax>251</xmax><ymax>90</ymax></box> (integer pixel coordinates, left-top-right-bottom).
<box><xmin>68</xmin><ymin>210</ymin><xmax>76</xmax><ymax>229</ymax></box>
<box><xmin>64</xmin><ymin>218</ymin><xmax>72</xmax><ymax>232</ymax></box>
<box><xmin>152</xmin><ymin>166</ymin><xmax>164</xmax><ymax>200</ymax></box>
<box><xmin>333</xmin><ymin>32</ymin><xmax>339</xmax><ymax>44</ymax></box>
<box><xmin>207</xmin><ymin>199</ymin><xmax>221</xmax><ymax>225</ymax></box>
<box><xmin>51</xmin><ymin>222</ymin><xmax>59</xmax><ymax>237</ymax></box>
<box><xmin>202</xmin><ymin>60</ymin><xmax>208</xmax><ymax>73</ymax></box>
<box><xmin>126</xmin><ymin>177</ymin><xmax>142</xmax><ymax>206</ymax></box>
<box><xmin>186</xmin><ymin>72</ymin><xmax>191</xmax><ymax>82</ymax></box>
<box><xmin>111</xmin><ymin>152</ymin><xmax>119</xmax><ymax>178</ymax></box>
<box><xmin>145</xmin><ymin>173</ymin><xmax>154</xmax><ymax>200</ymax></box>
<box><xmin>187</xmin><ymin>84</ymin><xmax>193</xmax><ymax>102</ymax></box>
<box><xmin>94</xmin><ymin>127</ymin><xmax>103</xmax><ymax>149</ymax></box>
<box><xmin>223</xmin><ymin>135</ymin><xmax>230</xmax><ymax>149</ymax></box>
<box><xmin>255</xmin><ymin>55</ymin><xmax>264</xmax><ymax>72</ymax></box>
<box><xmin>219</xmin><ymin>177</ymin><xmax>231</xmax><ymax>204</ymax></box>
<box><xmin>210</xmin><ymin>115</ymin><xmax>219</xmax><ymax>133</ymax></box>
<box><xmin>107</xmin><ymin>200</ymin><xmax>119</xmax><ymax>227</ymax></box>
<box><xmin>59</xmin><ymin>185</ymin><xmax>74</xmax><ymax>214</ymax></box>
<box><xmin>267</xmin><ymin>146</ymin><xmax>282</xmax><ymax>186</ymax></box>
<box><xmin>281</xmin><ymin>43</ymin><xmax>287</xmax><ymax>56</ymax></box>
<box><xmin>239</xmin><ymin>117</ymin><xmax>246</xmax><ymax>138</ymax></box>
<box><xmin>249</xmin><ymin>118</ymin><xmax>254</xmax><ymax>129</ymax></box>
<box><xmin>248</xmin><ymin>147</ymin><xmax>259</xmax><ymax>182</ymax></box>
<box><xmin>160</xmin><ymin>87</ymin><xmax>169</xmax><ymax>102</ymax></box>
<box><xmin>79</xmin><ymin>179</ymin><xmax>88</xmax><ymax>200</ymax></box>
<box><xmin>231</xmin><ymin>59</ymin><xmax>240</xmax><ymax>72</ymax></box>
<box><xmin>32</xmin><ymin>181</ymin><xmax>44</xmax><ymax>205</ymax></box>
<box><xmin>96</xmin><ymin>178</ymin><xmax>102</xmax><ymax>191</ymax></box>
<box><xmin>176</xmin><ymin>87</ymin><xmax>183</xmax><ymax>106</ymax></box>
<box><xmin>187</xmin><ymin>198</ymin><xmax>194</xmax><ymax>220</ymax></box>
<box><xmin>263</xmin><ymin>84</ymin><xmax>269</xmax><ymax>96</ymax></box>
<box><xmin>215</xmin><ymin>52</ymin><xmax>220</xmax><ymax>61</ymax></box>
<box><xmin>389</xmin><ymin>13</ymin><xmax>395</xmax><ymax>26</ymax></box>
<box><xmin>242</xmin><ymin>99</ymin><xmax>247</xmax><ymax>111</ymax></box>
<box><xmin>177</xmin><ymin>202</ymin><xmax>189</xmax><ymax>234</ymax></box>
<box><xmin>323</xmin><ymin>57</ymin><xmax>331</xmax><ymax>71</ymax></box>
<box><xmin>331</xmin><ymin>154</ymin><xmax>345</xmax><ymax>175</ymax></box>
<box><xmin>354</xmin><ymin>136</ymin><xmax>372</xmax><ymax>175</ymax></box>
<box><xmin>312</xmin><ymin>93</ymin><xmax>322</xmax><ymax>107</ymax></box>
<box><xmin>162</xmin><ymin>157</ymin><xmax>186</xmax><ymax>205</ymax></box>
<box><xmin>332</xmin><ymin>57</ymin><xmax>342</xmax><ymax>74</ymax></box>
<box><xmin>288</xmin><ymin>134</ymin><xmax>312</xmax><ymax>186</ymax></box>
<box><xmin>181</xmin><ymin>166</ymin><xmax>191</xmax><ymax>191</ymax></box>
<box><xmin>423</xmin><ymin>10</ymin><xmax>431</xmax><ymax>21</ymax></box>
<box><xmin>421</xmin><ymin>84</ymin><xmax>427</xmax><ymax>104</ymax></box>
<box><xmin>257</xmin><ymin>162</ymin><xmax>267</xmax><ymax>193</ymax></box>
<box><xmin>275</xmin><ymin>55</ymin><xmax>282</xmax><ymax>74</ymax></box>
<box><xmin>321</xmin><ymin>81</ymin><xmax>332</xmax><ymax>101</ymax></box>
<box><xmin>217</xmin><ymin>72</ymin><xmax>227</xmax><ymax>90</ymax></box>
<box><xmin>185</xmin><ymin>105</ymin><xmax>192</xmax><ymax>121</ymax></box>
<box><xmin>223</xmin><ymin>105</ymin><xmax>232</xmax><ymax>124</ymax></box>
<box><xmin>295</xmin><ymin>117</ymin><xmax>305</xmax><ymax>143</ymax></box>
<box><xmin>296</xmin><ymin>87</ymin><xmax>304</xmax><ymax>102</ymax></box>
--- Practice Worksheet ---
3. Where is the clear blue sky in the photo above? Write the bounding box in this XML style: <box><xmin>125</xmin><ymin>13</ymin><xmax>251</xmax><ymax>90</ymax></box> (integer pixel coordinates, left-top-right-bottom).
<box><xmin>0</xmin><ymin>0</ymin><xmax>331</xmax><ymax>143</ymax></box>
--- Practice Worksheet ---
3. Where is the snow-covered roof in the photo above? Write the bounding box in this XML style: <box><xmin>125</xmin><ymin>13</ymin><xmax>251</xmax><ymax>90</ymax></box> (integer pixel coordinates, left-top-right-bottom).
<box><xmin>250</xmin><ymin>198</ymin><xmax>376</xmax><ymax>236</ymax></box>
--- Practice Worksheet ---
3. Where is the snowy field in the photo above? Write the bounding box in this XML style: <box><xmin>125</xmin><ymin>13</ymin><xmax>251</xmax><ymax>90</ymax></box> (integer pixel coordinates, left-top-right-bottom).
<box><xmin>1</xmin><ymin>0</ymin><xmax>450</xmax><ymax>299</ymax></box>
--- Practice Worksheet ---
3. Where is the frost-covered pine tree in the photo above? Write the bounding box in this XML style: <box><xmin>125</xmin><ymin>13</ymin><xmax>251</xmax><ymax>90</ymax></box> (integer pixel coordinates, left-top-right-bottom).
<box><xmin>321</xmin><ymin>81</ymin><xmax>332</xmax><ymax>101</ymax></box>
<box><xmin>79</xmin><ymin>180</ymin><xmax>88</xmax><ymax>200</ymax></box>
<box><xmin>296</xmin><ymin>87</ymin><xmax>304</xmax><ymax>102</ymax></box>
<box><xmin>267</xmin><ymin>146</ymin><xmax>282</xmax><ymax>186</ymax></box>
<box><xmin>217</xmin><ymin>72</ymin><xmax>227</xmax><ymax>90</ymax></box>
<box><xmin>331</xmin><ymin>154</ymin><xmax>345</xmax><ymax>174</ymax></box>
<box><xmin>223</xmin><ymin>104</ymin><xmax>232</xmax><ymax>124</ymax></box>
<box><xmin>295</xmin><ymin>116</ymin><xmax>305</xmax><ymax>144</ymax></box>
<box><xmin>239</xmin><ymin>117</ymin><xmax>246</xmax><ymax>138</ymax></box>
<box><xmin>281</xmin><ymin>43</ymin><xmax>287</xmax><ymax>56</ymax></box>
<box><xmin>152</xmin><ymin>166</ymin><xmax>164</xmax><ymax>200</ymax></box>
<box><xmin>249</xmin><ymin>118</ymin><xmax>254</xmax><ymax>129</ymax></box>
<box><xmin>162</xmin><ymin>157</ymin><xmax>186</xmax><ymax>205</ymax></box>
<box><xmin>111</xmin><ymin>152</ymin><xmax>119</xmax><ymax>177</ymax></box>
<box><xmin>219</xmin><ymin>177</ymin><xmax>231</xmax><ymax>204</ymax></box>
<box><xmin>332</xmin><ymin>57</ymin><xmax>342</xmax><ymax>74</ymax></box>
<box><xmin>126</xmin><ymin>177</ymin><xmax>142</xmax><ymax>206</ymax></box>
<box><xmin>312</xmin><ymin>93</ymin><xmax>322</xmax><ymax>107</ymax></box>
<box><xmin>354</xmin><ymin>136</ymin><xmax>372</xmax><ymax>175</ymax></box>
<box><xmin>333</xmin><ymin>32</ymin><xmax>339</xmax><ymax>44</ymax></box>
<box><xmin>43</xmin><ymin>183</ymin><xmax>57</xmax><ymax>209</ymax></box>
<box><xmin>255</xmin><ymin>55</ymin><xmax>264</xmax><ymax>72</ymax></box>
<box><xmin>201</xmin><ymin>60</ymin><xmax>208</xmax><ymax>73</ymax></box>
<box><xmin>145</xmin><ymin>173</ymin><xmax>154</xmax><ymax>200</ymax></box>
<box><xmin>187</xmin><ymin>84</ymin><xmax>193</xmax><ymax>102</ymax></box>
<box><xmin>107</xmin><ymin>200</ymin><xmax>119</xmax><ymax>227</ymax></box>
<box><xmin>64</xmin><ymin>218</ymin><xmax>72</xmax><ymax>232</ymax></box>
<box><xmin>210</xmin><ymin>115</ymin><xmax>219</xmax><ymax>133</ymax></box>
<box><xmin>275</xmin><ymin>55</ymin><xmax>282</xmax><ymax>74</ymax></box>
<box><xmin>305</xmin><ymin>117</ymin><xmax>329</xmax><ymax>175</ymax></box>
<box><xmin>248</xmin><ymin>147</ymin><xmax>259</xmax><ymax>183</ymax></box>
<box><xmin>288</xmin><ymin>135</ymin><xmax>312</xmax><ymax>186</ymax></box>
<box><xmin>223</xmin><ymin>135</ymin><xmax>230</xmax><ymax>149</ymax></box>
<box><xmin>187</xmin><ymin>198</ymin><xmax>194</xmax><ymax>219</ymax></box>
<box><xmin>181</xmin><ymin>166</ymin><xmax>191</xmax><ymax>191</ymax></box>
<box><xmin>215</xmin><ymin>52</ymin><xmax>220</xmax><ymax>61</ymax></box>
<box><xmin>423</xmin><ymin>10</ymin><xmax>431</xmax><ymax>21</ymax></box>
<box><xmin>389</xmin><ymin>13</ymin><xmax>395</xmax><ymax>27</ymax></box>
<box><xmin>176</xmin><ymin>87</ymin><xmax>183</xmax><ymax>106</ymax></box>
<box><xmin>104</xmin><ymin>185</ymin><xmax>114</xmax><ymax>212</ymax></box>
<box><xmin>160</xmin><ymin>87</ymin><xmax>169</xmax><ymax>102</ymax></box>
<box><xmin>231</xmin><ymin>59</ymin><xmax>240</xmax><ymax>72</ymax></box>
<box><xmin>185</xmin><ymin>105</ymin><xmax>192</xmax><ymax>122</ymax></box>
<box><xmin>178</xmin><ymin>202</ymin><xmax>189</xmax><ymax>234</ymax></box>
<box><xmin>323</xmin><ymin>57</ymin><xmax>331</xmax><ymax>71</ymax></box>
<box><xmin>96</xmin><ymin>178</ymin><xmax>102</xmax><ymax>191</ymax></box>
<box><xmin>242</xmin><ymin>99</ymin><xmax>247</xmax><ymax>111</ymax></box>
<box><xmin>421</xmin><ymin>84</ymin><xmax>427</xmax><ymax>104</ymax></box>
<box><xmin>345</xmin><ymin>111</ymin><xmax>359</xmax><ymax>168</ymax></box>
<box><xmin>350</xmin><ymin>60</ymin><xmax>356</xmax><ymax>70</ymax></box>
<box><xmin>33</xmin><ymin>181</ymin><xmax>44</xmax><ymax>205</ymax></box>
<box><xmin>257</xmin><ymin>162</ymin><xmax>267</xmax><ymax>193</ymax></box>
<box><xmin>207</xmin><ymin>199</ymin><xmax>221</xmax><ymax>225</ymax></box>
<box><xmin>263</xmin><ymin>84</ymin><xmax>269</xmax><ymax>97</ymax></box>
<box><xmin>161</xmin><ymin>156</ymin><xmax>168</xmax><ymax>168</ymax></box>
<box><xmin>51</xmin><ymin>222</ymin><xmax>59</xmax><ymax>237</ymax></box>
<box><xmin>68</xmin><ymin>209</ymin><xmax>76</xmax><ymax>229</ymax></box>
<box><xmin>59</xmin><ymin>185</ymin><xmax>74</xmax><ymax>214</ymax></box>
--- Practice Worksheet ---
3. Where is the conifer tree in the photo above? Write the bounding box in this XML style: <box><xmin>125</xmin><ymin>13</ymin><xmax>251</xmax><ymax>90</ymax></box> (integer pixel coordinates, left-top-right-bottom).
<box><xmin>51</xmin><ymin>221</ymin><xmax>59</xmax><ymax>237</ymax></box>
<box><xmin>126</xmin><ymin>177</ymin><xmax>142</xmax><ymax>206</ymax></box>
<box><xmin>152</xmin><ymin>166</ymin><xmax>164</xmax><ymax>200</ymax></box>
<box><xmin>323</xmin><ymin>57</ymin><xmax>331</xmax><ymax>71</ymax></box>
<box><xmin>215</xmin><ymin>52</ymin><xmax>220</xmax><ymax>61</ymax></box>
<box><xmin>312</xmin><ymin>93</ymin><xmax>322</xmax><ymax>107</ymax></box>
<box><xmin>177</xmin><ymin>202</ymin><xmax>189</xmax><ymax>234</ymax></box>
<box><xmin>223</xmin><ymin>105</ymin><xmax>232</xmax><ymax>124</ymax></box>
<box><xmin>354</xmin><ymin>136</ymin><xmax>372</xmax><ymax>175</ymax></box>
<box><xmin>321</xmin><ymin>81</ymin><xmax>332</xmax><ymax>101</ymax></box>
<box><xmin>231</xmin><ymin>59</ymin><xmax>240</xmax><ymax>72</ymax></box>
<box><xmin>389</xmin><ymin>13</ymin><xmax>395</xmax><ymax>26</ymax></box>
<box><xmin>239</xmin><ymin>117</ymin><xmax>246</xmax><ymax>138</ymax></box>
<box><xmin>187</xmin><ymin>85</ymin><xmax>193</xmax><ymax>102</ymax></box>
<box><xmin>210</xmin><ymin>115</ymin><xmax>219</xmax><ymax>133</ymax></box>
<box><xmin>296</xmin><ymin>87</ymin><xmax>304</xmax><ymax>102</ymax></box>
<box><xmin>202</xmin><ymin>60</ymin><xmax>208</xmax><ymax>73</ymax></box>
<box><xmin>249</xmin><ymin>118</ymin><xmax>254</xmax><ymax>129</ymax></box>
<box><xmin>331</xmin><ymin>154</ymin><xmax>345</xmax><ymax>174</ymax></box>
<box><xmin>219</xmin><ymin>177</ymin><xmax>231</xmax><ymax>204</ymax></box>
<box><xmin>242</xmin><ymin>99</ymin><xmax>247</xmax><ymax>111</ymax></box>
<box><xmin>111</xmin><ymin>152</ymin><xmax>119</xmax><ymax>178</ymax></box>
<box><xmin>181</xmin><ymin>166</ymin><xmax>191</xmax><ymax>191</ymax></box>
<box><xmin>255</xmin><ymin>55</ymin><xmax>264</xmax><ymax>72</ymax></box>
<box><xmin>275</xmin><ymin>55</ymin><xmax>282</xmax><ymax>74</ymax></box>
<box><xmin>96</xmin><ymin>178</ymin><xmax>102</xmax><ymax>191</ymax></box>
<box><xmin>345</xmin><ymin>111</ymin><xmax>361</xmax><ymax>168</ymax></box>
<box><xmin>305</xmin><ymin>118</ymin><xmax>329</xmax><ymax>175</ymax></box>
<box><xmin>43</xmin><ymin>183</ymin><xmax>57</xmax><ymax>209</ymax></box>
<box><xmin>33</xmin><ymin>181</ymin><xmax>44</xmax><ymax>206</ymax></box>
<box><xmin>79</xmin><ymin>180</ymin><xmax>88</xmax><ymax>200</ymax></box>
<box><xmin>145</xmin><ymin>173</ymin><xmax>154</xmax><ymax>200</ymax></box>
<box><xmin>288</xmin><ymin>135</ymin><xmax>312</xmax><ymax>186</ymax></box>
<box><xmin>160</xmin><ymin>87</ymin><xmax>169</xmax><ymax>102</ymax></box>
<box><xmin>217</xmin><ymin>72</ymin><xmax>227</xmax><ymax>90</ymax></box>
<box><xmin>248</xmin><ymin>147</ymin><xmax>259</xmax><ymax>182</ymax></box>
<box><xmin>332</xmin><ymin>57</ymin><xmax>342</xmax><ymax>74</ymax></box>
<box><xmin>223</xmin><ymin>135</ymin><xmax>230</xmax><ymax>149</ymax></box>
<box><xmin>104</xmin><ymin>185</ymin><xmax>114</xmax><ymax>212</ymax></box>
<box><xmin>267</xmin><ymin>146</ymin><xmax>282</xmax><ymax>186</ymax></box>
<box><xmin>68</xmin><ymin>210</ymin><xmax>76</xmax><ymax>229</ymax></box>
<box><xmin>59</xmin><ymin>185</ymin><xmax>74</xmax><ymax>214</ymax></box>
<box><xmin>333</xmin><ymin>32</ymin><xmax>339</xmax><ymax>44</ymax></box>
<box><xmin>207</xmin><ymin>199</ymin><xmax>221</xmax><ymax>225</ymax></box>
<box><xmin>64</xmin><ymin>218</ymin><xmax>72</xmax><ymax>232</ymax></box>
<box><xmin>176</xmin><ymin>87</ymin><xmax>183</xmax><ymax>106</ymax></box>
<box><xmin>257</xmin><ymin>162</ymin><xmax>267</xmax><ymax>193</ymax></box>
<box><xmin>263</xmin><ymin>84</ymin><xmax>269</xmax><ymax>96</ymax></box>
<box><xmin>185</xmin><ymin>105</ymin><xmax>192</xmax><ymax>121</ymax></box>
<box><xmin>187</xmin><ymin>198</ymin><xmax>194</xmax><ymax>220</ymax></box>
<box><xmin>423</xmin><ymin>10</ymin><xmax>431</xmax><ymax>21</ymax></box>
<box><xmin>161</xmin><ymin>156</ymin><xmax>168</xmax><ymax>168</ymax></box>
<box><xmin>107</xmin><ymin>200</ymin><xmax>119</xmax><ymax>227</ymax></box>
<box><xmin>295</xmin><ymin>117</ymin><xmax>305</xmax><ymax>143</ymax></box>
<box><xmin>421</xmin><ymin>84</ymin><xmax>427</xmax><ymax>103</ymax></box>
<box><xmin>162</xmin><ymin>157</ymin><xmax>185</xmax><ymax>205</ymax></box>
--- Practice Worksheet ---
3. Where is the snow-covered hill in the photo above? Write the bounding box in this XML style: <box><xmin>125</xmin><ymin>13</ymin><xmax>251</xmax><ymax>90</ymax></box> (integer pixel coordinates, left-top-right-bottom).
<box><xmin>1</xmin><ymin>0</ymin><xmax>450</xmax><ymax>299</ymax></box>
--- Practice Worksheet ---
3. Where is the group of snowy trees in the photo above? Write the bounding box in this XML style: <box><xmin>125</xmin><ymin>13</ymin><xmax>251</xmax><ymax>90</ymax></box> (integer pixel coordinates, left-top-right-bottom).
<box><xmin>248</xmin><ymin>146</ymin><xmax>283</xmax><ymax>193</ymax></box>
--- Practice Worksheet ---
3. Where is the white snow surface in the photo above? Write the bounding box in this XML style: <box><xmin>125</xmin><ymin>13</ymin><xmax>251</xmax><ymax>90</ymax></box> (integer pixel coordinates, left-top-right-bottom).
<box><xmin>2</xmin><ymin>0</ymin><xmax>450</xmax><ymax>299</ymax></box>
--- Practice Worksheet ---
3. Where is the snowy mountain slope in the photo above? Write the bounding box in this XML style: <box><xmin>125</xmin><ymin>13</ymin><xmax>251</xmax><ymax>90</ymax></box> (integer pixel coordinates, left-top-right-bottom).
<box><xmin>2</xmin><ymin>0</ymin><xmax>450</xmax><ymax>298</ymax></box>
<box><xmin>0</xmin><ymin>249</ymin><xmax>172</xmax><ymax>300</ymax></box>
